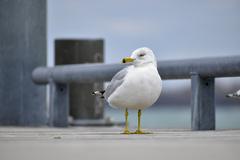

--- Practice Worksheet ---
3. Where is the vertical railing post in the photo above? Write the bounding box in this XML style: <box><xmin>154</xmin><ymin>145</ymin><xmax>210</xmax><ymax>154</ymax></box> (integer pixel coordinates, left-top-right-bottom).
<box><xmin>191</xmin><ymin>73</ymin><xmax>215</xmax><ymax>130</ymax></box>
<box><xmin>49</xmin><ymin>82</ymin><xmax>69</xmax><ymax>127</ymax></box>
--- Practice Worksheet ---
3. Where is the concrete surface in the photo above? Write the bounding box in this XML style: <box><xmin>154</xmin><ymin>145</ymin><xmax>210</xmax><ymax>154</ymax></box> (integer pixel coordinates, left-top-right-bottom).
<box><xmin>0</xmin><ymin>127</ymin><xmax>239</xmax><ymax>160</ymax></box>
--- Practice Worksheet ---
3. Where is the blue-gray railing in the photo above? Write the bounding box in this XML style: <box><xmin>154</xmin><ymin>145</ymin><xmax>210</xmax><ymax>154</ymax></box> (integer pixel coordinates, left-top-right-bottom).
<box><xmin>32</xmin><ymin>55</ymin><xmax>240</xmax><ymax>130</ymax></box>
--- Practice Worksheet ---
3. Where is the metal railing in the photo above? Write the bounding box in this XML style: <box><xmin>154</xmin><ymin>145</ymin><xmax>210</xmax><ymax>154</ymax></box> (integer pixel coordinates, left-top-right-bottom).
<box><xmin>32</xmin><ymin>55</ymin><xmax>240</xmax><ymax>130</ymax></box>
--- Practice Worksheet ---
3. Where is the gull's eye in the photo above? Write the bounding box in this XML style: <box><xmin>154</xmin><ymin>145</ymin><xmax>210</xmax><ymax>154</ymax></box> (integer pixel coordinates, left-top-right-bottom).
<box><xmin>139</xmin><ymin>53</ymin><xmax>146</xmax><ymax>57</ymax></box>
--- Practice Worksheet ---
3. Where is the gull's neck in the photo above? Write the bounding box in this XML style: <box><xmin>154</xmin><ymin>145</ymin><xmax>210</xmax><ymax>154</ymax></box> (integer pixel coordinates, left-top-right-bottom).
<box><xmin>134</xmin><ymin>61</ymin><xmax>157</xmax><ymax>68</ymax></box>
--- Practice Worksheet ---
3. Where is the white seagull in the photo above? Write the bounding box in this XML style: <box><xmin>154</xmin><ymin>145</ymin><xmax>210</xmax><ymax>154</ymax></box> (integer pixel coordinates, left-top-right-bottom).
<box><xmin>226</xmin><ymin>90</ymin><xmax>240</xmax><ymax>99</ymax></box>
<box><xmin>93</xmin><ymin>47</ymin><xmax>162</xmax><ymax>134</ymax></box>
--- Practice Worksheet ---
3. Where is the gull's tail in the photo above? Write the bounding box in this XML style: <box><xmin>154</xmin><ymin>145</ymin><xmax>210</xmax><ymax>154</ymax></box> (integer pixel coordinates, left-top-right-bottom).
<box><xmin>92</xmin><ymin>90</ymin><xmax>105</xmax><ymax>99</ymax></box>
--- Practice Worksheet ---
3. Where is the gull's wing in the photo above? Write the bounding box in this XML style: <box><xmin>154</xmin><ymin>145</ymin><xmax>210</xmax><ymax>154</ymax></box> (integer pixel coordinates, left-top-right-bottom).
<box><xmin>104</xmin><ymin>66</ymin><xmax>129</xmax><ymax>100</ymax></box>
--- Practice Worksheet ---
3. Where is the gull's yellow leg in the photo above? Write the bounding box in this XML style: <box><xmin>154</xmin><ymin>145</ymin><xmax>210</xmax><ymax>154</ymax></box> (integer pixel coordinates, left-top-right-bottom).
<box><xmin>133</xmin><ymin>109</ymin><xmax>150</xmax><ymax>134</ymax></box>
<box><xmin>122</xmin><ymin>108</ymin><xmax>130</xmax><ymax>134</ymax></box>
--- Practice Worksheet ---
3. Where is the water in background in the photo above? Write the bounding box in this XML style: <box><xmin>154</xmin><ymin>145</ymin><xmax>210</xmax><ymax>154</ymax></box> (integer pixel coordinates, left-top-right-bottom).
<box><xmin>105</xmin><ymin>105</ymin><xmax>240</xmax><ymax>129</ymax></box>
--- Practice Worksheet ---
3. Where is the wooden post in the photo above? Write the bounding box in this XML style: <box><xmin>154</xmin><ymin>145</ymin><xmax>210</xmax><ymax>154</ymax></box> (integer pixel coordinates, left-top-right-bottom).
<box><xmin>191</xmin><ymin>73</ymin><xmax>215</xmax><ymax>130</ymax></box>
<box><xmin>55</xmin><ymin>39</ymin><xmax>104</xmax><ymax>124</ymax></box>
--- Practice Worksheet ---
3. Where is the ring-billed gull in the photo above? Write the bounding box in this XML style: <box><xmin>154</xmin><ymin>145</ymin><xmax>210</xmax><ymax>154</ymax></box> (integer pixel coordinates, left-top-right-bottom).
<box><xmin>93</xmin><ymin>47</ymin><xmax>162</xmax><ymax>134</ymax></box>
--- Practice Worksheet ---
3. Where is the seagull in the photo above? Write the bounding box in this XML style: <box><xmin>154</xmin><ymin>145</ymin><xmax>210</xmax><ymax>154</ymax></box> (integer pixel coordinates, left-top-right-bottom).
<box><xmin>226</xmin><ymin>90</ymin><xmax>240</xmax><ymax>99</ymax></box>
<box><xmin>92</xmin><ymin>47</ymin><xmax>162</xmax><ymax>134</ymax></box>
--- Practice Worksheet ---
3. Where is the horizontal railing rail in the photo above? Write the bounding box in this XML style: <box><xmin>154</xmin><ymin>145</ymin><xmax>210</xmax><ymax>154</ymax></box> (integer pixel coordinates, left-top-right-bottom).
<box><xmin>32</xmin><ymin>55</ymin><xmax>240</xmax><ymax>130</ymax></box>
<box><xmin>32</xmin><ymin>56</ymin><xmax>240</xmax><ymax>84</ymax></box>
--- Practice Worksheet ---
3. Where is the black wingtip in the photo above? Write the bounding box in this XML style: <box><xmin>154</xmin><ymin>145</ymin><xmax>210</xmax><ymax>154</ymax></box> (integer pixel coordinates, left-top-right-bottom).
<box><xmin>100</xmin><ymin>90</ymin><xmax>105</xmax><ymax>94</ymax></box>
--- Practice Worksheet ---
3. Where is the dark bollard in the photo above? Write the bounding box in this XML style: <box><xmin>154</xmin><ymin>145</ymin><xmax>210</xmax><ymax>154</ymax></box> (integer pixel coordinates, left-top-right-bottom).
<box><xmin>191</xmin><ymin>73</ymin><xmax>215</xmax><ymax>130</ymax></box>
<box><xmin>55</xmin><ymin>39</ymin><xmax>108</xmax><ymax>126</ymax></box>
<box><xmin>0</xmin><ymin>0</ymin><xmax>47</xmax><ymax>126</ymax></box>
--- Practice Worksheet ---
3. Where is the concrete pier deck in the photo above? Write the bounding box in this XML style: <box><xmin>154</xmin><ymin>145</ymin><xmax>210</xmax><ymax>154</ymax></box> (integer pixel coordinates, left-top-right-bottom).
<box><xmin>0</xmin><ymin>127</ymin><xmax>240</xmax><ymax>160</ymax></box>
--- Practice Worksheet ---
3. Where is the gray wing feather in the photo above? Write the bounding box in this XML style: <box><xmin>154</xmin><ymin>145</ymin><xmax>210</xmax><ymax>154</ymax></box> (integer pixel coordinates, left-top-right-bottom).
<box><xmin>104</xmin><ymin>67</ymin><xmax>129</xmax><ymax>100</ymax></box>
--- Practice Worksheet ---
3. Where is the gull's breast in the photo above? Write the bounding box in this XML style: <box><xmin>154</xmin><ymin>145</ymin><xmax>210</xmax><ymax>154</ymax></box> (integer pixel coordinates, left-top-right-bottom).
<box><xmin>108</xmin><ymin>66</ymin><xmax>162</xmax><ymax>109</ymax></box>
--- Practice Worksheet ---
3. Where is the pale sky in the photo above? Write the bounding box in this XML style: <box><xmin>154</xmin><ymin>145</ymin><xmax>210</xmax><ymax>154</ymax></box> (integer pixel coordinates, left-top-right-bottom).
<box><xmin>47</xmin><ymin>0</ymin><xmax>240</xmax><ymax>89</ymax></box>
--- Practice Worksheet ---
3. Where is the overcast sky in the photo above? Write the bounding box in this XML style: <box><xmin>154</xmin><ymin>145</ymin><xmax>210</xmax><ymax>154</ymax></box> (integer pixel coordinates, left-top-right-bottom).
<box><xmin>48</xmin><ymin>0</ymin><xmax>240</xmax><ymax>64</ymax></box>
<box><xmin>47</xmin><ymin>0</ymin><xmax>240</xmax><ymax>89</ymax></box>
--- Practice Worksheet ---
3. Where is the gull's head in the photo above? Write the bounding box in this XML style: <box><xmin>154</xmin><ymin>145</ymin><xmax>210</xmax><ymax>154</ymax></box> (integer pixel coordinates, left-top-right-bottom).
<box><xmin>122</xmin><ymin>47</ymin><xmax>157</xmax><ymax>67</ymax></box>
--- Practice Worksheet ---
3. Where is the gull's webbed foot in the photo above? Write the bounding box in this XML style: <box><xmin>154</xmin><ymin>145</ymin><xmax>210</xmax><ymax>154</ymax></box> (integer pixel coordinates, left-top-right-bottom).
<box><xmin>122</xmin><ymin>129</ymin><xmax>131</xmax><ymax>134</ymax></box>
<box><xmin>132</xmin><ymin>129</ymin><xmax>151</xmax><ymax>134</ymax></box>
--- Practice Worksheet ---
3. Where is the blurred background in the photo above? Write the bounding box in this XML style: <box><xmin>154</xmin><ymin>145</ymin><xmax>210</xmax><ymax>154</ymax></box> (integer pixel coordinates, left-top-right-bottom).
<box><xmin>1</xmin><ymin>0</ymin><xmax>240</xmax><ymax>129</ymax></box>
<box><xmin>47</xmin><ymin>0</ymin><xmax>240</xmax><ymax>129</ymax></box>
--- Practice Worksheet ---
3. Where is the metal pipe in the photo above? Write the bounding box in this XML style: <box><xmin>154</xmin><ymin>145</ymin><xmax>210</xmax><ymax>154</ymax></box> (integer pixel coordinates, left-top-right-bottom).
<box><xmin>159</xmin><ymin>56</ymin><xmax>240</xmax><ymax>79</ymax></box>
<box><xmin>32</xmin><ymin>63</ymin><xmax>126</xmax><ymax>84</ymax></box>
<box><xmin>32</xmin><ymin>56</ymin><xmax>240</xmax><ymax>84</ymax></box>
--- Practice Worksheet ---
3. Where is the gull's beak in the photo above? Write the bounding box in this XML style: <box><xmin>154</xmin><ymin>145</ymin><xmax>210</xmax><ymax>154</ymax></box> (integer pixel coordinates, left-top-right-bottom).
<box><xmin>122</xmin><ymin>57</ymin><xmax>134</xmax><ymax>63</ymax></box>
